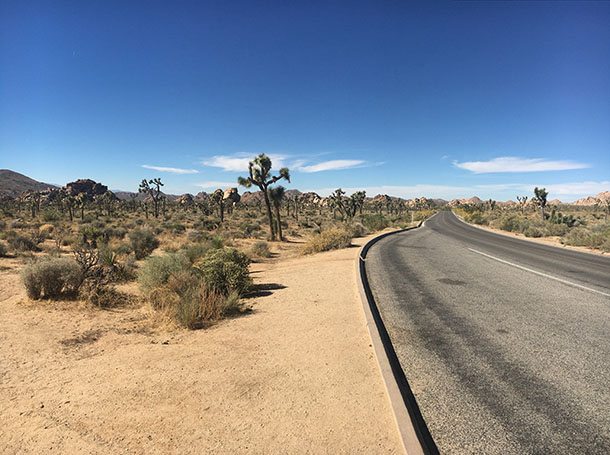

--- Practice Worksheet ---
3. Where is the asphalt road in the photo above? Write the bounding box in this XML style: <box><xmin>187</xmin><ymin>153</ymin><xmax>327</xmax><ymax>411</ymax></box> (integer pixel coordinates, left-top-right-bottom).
<box><xmin>366</xmin><ymin>211</ymin><xmax>610</xmax><ymax>454</ymax></box>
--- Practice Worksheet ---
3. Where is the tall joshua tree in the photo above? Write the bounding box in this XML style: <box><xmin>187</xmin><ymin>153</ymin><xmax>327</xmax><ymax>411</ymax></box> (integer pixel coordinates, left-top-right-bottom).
<box><xmin>139</xmin><ymin>178</ymin><xmax>164</xmax><ymax>218</ymax></box>
<box><xmin>533</xmin><ymin>187</ymin><xmax>548</xmax><ymax>221</ymax></box>
<box><xmin>269</xmin><ymin>186</ymin><xmax>286</xmax><ymax>241</ymax></box>
<box><xmin>238</xmin><ymin>154</ymin><xmax>290</xmax><ymax>241</ymax></box>
<box><xmin>211</xmin><ymin>189</ymin><xmax>225</xmax><ymax>223</ymax></box>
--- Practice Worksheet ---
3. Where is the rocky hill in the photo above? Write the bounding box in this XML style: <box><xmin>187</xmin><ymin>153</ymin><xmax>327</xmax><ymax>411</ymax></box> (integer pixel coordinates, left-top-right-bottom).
<box><xmin>573</xmin><ymin>191</ymin><xmax>610</xmax><ymax>206</ymax></box>
<box><xmin>0</xmin><ymin>169</ymin><xmax>56</xmax><ymax>197</ymax></box>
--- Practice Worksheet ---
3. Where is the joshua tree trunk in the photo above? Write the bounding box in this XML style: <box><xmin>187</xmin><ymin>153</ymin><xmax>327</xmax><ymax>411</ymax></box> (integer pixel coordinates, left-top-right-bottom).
<box><xmin>262</xmin><ymin>189</ymin><xmax>276</xmax><ymax>240</ymax></box>
<box><xmin>273</xmin><ymin>203</ymin><xmax>283</xmax><ymax>241</ymax></box>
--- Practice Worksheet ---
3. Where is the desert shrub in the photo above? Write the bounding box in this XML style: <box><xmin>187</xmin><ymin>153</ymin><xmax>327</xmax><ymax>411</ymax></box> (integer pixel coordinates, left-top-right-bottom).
<box><xmin>544</xmin><ymin>222</ymin><xmax>569</xmax><ymax>237</ymax></box>
<box><xmin>561</xmin><ymin>226</ymin><xmax>609</xmax><ymax>249</ymax></box>
<box><xmin>41</xmin><ymin>209</ymin><xmax>61</xmax><ymax>222</ymax></box>
<box><xmin>0</xmin><ymin>242</ymin><xmax>7</xmax><ymax>257</ymax></box>
<box><xmin>7</xmin><ymin>232</ymin><xmax>40</xmax><ymax>252</ymax></box>
<box><xmin>9</xmin><ymin>220</ymin><xmax>26</xmax><ymax>229</ymax></box>
<box><xmin>250</xmin><ymin>241</ymin><xmax>272</xmax><ymax>258</ymax></box>
<box><xmin>496</xmin><ymin>215</ymin><xmax>524</xmax><ymax>232</ymax></box>
<box><xmin>349</xmin><ymin>222</ymin><xmax>368</xmax><ymax>238</ymax></box>
<box><xmin>523</xmin><ymin>226</ymin><xmax>544</xmax><ymax>238</ymax></box>
<box><xmin>138</xmin><ymin>252</ymin><xmax>191</xmax><ymax>296</ymax></box>
<box><xmin>0</xmin><ymin>220</ymin><xmax>6</xmax><ymax>231</ymax></box>
<box><xmin>239</xmin><ymin>221</ymin><xmax>262</xmax><ymax>238</ymax></box>
<box><xmin>195</xmin><ymin>247</ymin><xmax>251</xmax><ymax>296</ymax></box>
<box><xmin>144</xmin><ymin>263</ymin><xmax>246</xmax><ymax>328</ymax></box>
<box><xmin>129</xmin><ymin>228</ymin><xmax>159</xmax><ymax>259</ymax></box>
<box><xmin>79</xmin><ymin>281</ymin><xmax>126</xmax><ymax>308</ymax></box>
<box><xmin>465</xmin><ymin>212</ymin><xmax>488</xmax><ymax>225</ymax></box>
<box><xmin>180</xmin><ymin>236</ymin><xmax>224</xmax><ymax>263</ymax></box>
<box><xmin>22</xmin><ymin>258</ymin><xmax>84</xmax><ymax>299</ymax></box>
<box><xmin>38</xmin><ymin>223</ymin><xmax>55</xmax><ymax>236</ymax></box>
<box><xmin>362</xmin><ymin>214</ymin><xmax>389</xmax><ymax>232</ymax></box>
<box><xmin>302</xmin><ymin>227</ymin><xmax>352</xmax><ymax>254</ymax></box>
<box><xmin>174</xmin><ymin>285</ymin><xmax>243</xmax><ymax>329</ymax></box>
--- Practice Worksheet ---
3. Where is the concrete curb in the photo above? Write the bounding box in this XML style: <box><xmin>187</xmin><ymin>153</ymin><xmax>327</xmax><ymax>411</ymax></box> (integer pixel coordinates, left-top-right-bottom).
<box><xmin>356</xmin><ymin>222</ymin><xmax>439</xmax><ymax>455</ymax></box>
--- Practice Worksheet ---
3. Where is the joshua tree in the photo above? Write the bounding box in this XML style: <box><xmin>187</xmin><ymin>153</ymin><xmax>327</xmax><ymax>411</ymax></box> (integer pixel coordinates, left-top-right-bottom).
<box><xmin>533</xmin><ymin>187</ymin><xmax>548</xmax><ymax>221</ymax></box>
<box><xmin>328</xmin><ymin>189</ymin><xmax>347</xmax><ymax>220</ymax></box>
<box><xmin>211</xmin><ymin>189</ymin><xmax>225</xmax><ymax>223</ymax></box>
<box><xmin>76</xmin><ymin>193</ymin><xmax>88</xmax><ymax>220</ymax></box>
<box><xmin>238</xmin><ymin>154</ymin><xmax>290</xmax><ymax>241</ymax></box>
<box><xmin>97</xmin><ymin>191</ymin><xmax>117</xmax><ymax>217</ymax></box>
<box><xmin>487</xmin><ymin>199</ymin><xmax>496</xmax><ymax>211</ymax></box>
<box><xmin>269</xmin><ymin>186</ymin><xmax>286</xmax><ymax>241</ymax></box>
<box><xmin>351</xmin><ymin>191</ymin><xmax>366</xmax><ymax>216</ymax></box>
<box><xmin>517</xmin><ymin>195</ymin><xmax>528</xmax><ymax>214</ymax></box>
<box><xmin>138</xmin><ymin>178</ymin><xmax>164</xmax><ymax>218</ymax></box>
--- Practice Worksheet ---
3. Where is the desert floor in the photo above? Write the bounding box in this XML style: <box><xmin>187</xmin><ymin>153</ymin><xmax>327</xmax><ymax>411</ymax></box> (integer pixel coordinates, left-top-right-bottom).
<box><xmin>0</xmin><ymin>234</ymin><xmax>402</xmax><ymax>454</ymax></box>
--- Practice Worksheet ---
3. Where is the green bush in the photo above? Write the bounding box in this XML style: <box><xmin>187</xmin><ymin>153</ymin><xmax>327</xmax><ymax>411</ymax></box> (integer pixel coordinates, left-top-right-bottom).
<box><xmin>250</xmin><ymin>241</ymin><xmax>272</xmax><ymax>258</ymax></box>
<box><xmin>362</xmin><ymin>214</ymin><xmax>389</xmax><ymax>232</ymax></box>
<box><xmin>195</xmin><ymin>247</ymin><xmax>251</xmax><ymax>296</ymax></box>
<box><xmin>496</xmin><ymin>215</ymin><xmax>524</xmax><ymax>232</ymax></box>
<box><xmin>7</xmin><ymin>232</ymin><xmax>40</xmax><ymax>252</ymax></box>
<box><xmin>129</xmin><ymin>228</ymin><xmax>159</xmax><ymax>259</ymax></box>
<box><xmin>138</xmin><ymin>252</ymin><xmax>191</xmax><ymax>296</ymax></box>
<box><xmin>465</xmin><ymin>212</ymin><xmax>488</xmax><ymax>225</ymax></box>
<box><xmin>561</xmin><ymin>227</ymin><xmax>608</xmax><ymax>249</ymax></box>
<box><xmin>22</xmin><ymin>258</ymin><xmax>84</xmax><ymax>299</ymax></box>
<box><xmin>523</xmin><ymin>226</ymin><xmax>544</xmax><ymax>238</ymax></box>
<box><xmin>302</xmin><ymin>227</ymin><xmax>352</xmax><ymax>254</ymax></box>
<box><xmin>544</xmin><ymin>222</ymin><xmax>569</xmax><ymax>237</ymax></box>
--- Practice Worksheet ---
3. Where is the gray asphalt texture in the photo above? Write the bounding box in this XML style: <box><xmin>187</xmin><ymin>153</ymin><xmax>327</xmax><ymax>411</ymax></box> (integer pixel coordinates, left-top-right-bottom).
<box><xmin>366</xmin><ymin>211</ymin><xmax>610</xmax><ymax>454</ymax></box>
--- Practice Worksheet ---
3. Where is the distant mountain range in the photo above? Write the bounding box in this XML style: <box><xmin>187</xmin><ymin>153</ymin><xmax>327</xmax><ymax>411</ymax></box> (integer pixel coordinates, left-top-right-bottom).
<box><xmin>1</xmin><ymin>169</ymin><xmax>608</xmax><ymax>206</ymax></box>
<box><xmin>0</xmin><ymin>169</ymin><xmax>57</xmax><ymax>197</ymax></box>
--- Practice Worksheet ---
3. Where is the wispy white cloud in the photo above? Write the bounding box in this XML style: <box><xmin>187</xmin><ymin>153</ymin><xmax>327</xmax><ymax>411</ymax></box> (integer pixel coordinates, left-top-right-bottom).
<box><xmin>453</xmin><ymin>156</ymin><xmax>590</xmax><ymax>174</ymax></box>
<box><xmin>142</xmin><ymin>164</ymin><xmax>199</xmax><ymax>174</ymax></box>
<box><xmin>295</xmin><ymin>159</ymin><xmax>366</xmax><ymax>173</ymax></box>
<box><xmin>201</xmin><ymin>153</ymin><xmax>373</xmax><ymax>173</ymax></box>
<box><xmin>195</xmin><ymin>181</ymin><xmax>239</xmax><ymax>189</ymax></box>
<box><xmin>201</xmin><ymin>154</ymin><xmax>287</xmax><ymax>172</ymax></box>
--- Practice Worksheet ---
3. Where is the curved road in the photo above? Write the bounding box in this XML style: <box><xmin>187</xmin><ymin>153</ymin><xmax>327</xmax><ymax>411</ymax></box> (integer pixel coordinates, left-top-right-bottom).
<box><xmin>366</xmin><ymin>211</ymin><xmax>610</xmax><ymax>454</ymax></box>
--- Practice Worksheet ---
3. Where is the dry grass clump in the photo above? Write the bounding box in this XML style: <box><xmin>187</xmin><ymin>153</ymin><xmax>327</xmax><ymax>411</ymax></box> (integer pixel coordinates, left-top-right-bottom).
<box><xmin>22</xmin><ymin>258</ymin><xmax>84</xmax><ymax>299</ymax></box>
<box><xmin>249</xmin><ymin>240</ymin><xmax>272</xmax><ymax>258</ymax></box>
<box><xmin>138</xmin><ymin>247</ymin><xmax>250</xmax><ymax>329</ymax></box>
<box><xmin>302</xmin><ymin>226</ymin><xmax>352</xmax><ymax>254</ymax></box>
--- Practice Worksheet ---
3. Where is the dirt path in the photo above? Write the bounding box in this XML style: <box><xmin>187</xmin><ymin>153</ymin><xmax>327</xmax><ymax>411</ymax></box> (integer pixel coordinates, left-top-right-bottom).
<box><xmin>0</xmin><ymin>236</ymin><xmax>402</xmax><ymax>454</ymax></box>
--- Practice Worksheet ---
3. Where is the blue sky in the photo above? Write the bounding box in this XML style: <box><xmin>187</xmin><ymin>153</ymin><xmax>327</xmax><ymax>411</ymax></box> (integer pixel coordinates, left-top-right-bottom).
<box><xmin>1</xmin><ymin>0</ymin><xmax>608</xmax><ymax>201</ymax></box>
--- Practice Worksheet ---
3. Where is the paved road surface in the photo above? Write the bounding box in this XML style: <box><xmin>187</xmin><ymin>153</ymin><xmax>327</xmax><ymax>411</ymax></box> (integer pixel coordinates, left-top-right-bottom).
<box><xmin>366</xmin><ymin>211</ymin><xmax>610</xmax><ymax>454</ymax></box>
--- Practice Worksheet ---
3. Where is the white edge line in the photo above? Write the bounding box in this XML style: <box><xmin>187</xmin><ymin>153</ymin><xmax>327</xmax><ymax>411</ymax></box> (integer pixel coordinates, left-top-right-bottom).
<box><xmin>468</xmin><ymin>248</ymin><xmax>610</xmax><ymax>298</ymax></box>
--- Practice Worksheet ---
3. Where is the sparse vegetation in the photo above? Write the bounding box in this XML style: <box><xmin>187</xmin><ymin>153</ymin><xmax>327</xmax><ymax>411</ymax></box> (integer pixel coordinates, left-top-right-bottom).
<box><xmin>455</xmin><ymin>188</ymin><xmax>610</xmax><ymax>252</ymax></box>
<box><xmin>303</xmin><ymin>226</ymin><xmax>353</xmax><ymax>254</ymax></box>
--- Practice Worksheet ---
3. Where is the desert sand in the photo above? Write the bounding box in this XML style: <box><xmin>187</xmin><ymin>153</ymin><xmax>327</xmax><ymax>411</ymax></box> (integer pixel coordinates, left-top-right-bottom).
<box><xmin>0</xmin><ymin>235</ymin><xmax>402</xmax><ymax>454</ymax></box>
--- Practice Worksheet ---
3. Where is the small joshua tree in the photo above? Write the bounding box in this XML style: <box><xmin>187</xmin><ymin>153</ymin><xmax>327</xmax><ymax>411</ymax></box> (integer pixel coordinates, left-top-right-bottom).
<box><xmin>517</xmin><ymin>195</ymin><xmax>528</xmax><ymax>214</ymax></box>
<box><xmin>269</xmin><ymin>186</ymin><xmax>286</xmax><ymax>241</ymax></box>
<box><xmin>533</xmin><ymin>187</ymin><xmax>548</xmax><ymax>221</ymax></box>
<box><xmin>138</xmin><ymin>178</ymin><xmax>164</xmax><ymax>218</ymax></box>
<box><xmin>238</xmin><ymin>154</ymin><xmax>290</xmax><ymax>241</ymax></box>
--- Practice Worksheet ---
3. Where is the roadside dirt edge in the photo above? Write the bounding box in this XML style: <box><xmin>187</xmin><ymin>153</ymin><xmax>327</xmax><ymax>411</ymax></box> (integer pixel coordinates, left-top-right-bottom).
<box><xmin>357</xmin><ymin>222</ymin><xmax>439</xmax><ymax>455</ymax></box>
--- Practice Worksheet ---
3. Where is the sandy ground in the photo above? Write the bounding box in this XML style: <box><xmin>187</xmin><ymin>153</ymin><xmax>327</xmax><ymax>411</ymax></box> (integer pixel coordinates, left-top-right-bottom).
<box><xmin>0</xmin><ymin>235</ymin><xmax>402</xmax><ymax>454</ymax></box>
